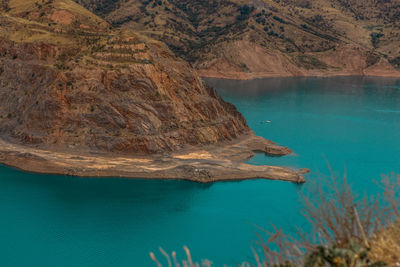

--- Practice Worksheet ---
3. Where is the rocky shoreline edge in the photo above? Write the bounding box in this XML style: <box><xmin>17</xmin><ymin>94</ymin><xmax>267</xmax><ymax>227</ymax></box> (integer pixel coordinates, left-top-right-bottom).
<box><xmin>0</xmin><ymin>134</ymin><xmax>307</xmax><ymax>183</ymax></box>
<box><xmin>199</xmin><ymin>71</ymin><xmax>400</xmax><ymax>81</ymax></box>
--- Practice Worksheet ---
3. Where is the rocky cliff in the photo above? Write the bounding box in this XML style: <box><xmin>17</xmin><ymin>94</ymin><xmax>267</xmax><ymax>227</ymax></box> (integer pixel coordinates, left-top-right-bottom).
<box><xmin>0</xmin><ymin>0</ymin><xmax>249</xmax><ymax>154</ymax></box>
<box><xmin>0</xmin><ymin>0</ymin><xmax>305</xmax><ymax>183</ymax></box>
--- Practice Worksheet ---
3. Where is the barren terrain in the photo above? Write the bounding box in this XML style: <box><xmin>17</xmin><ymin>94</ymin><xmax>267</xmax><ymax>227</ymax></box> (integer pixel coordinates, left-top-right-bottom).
<box><xmin>0</xmin><ymin>134</ymin><xmax>306</xmax><ymax>183</ymax></box>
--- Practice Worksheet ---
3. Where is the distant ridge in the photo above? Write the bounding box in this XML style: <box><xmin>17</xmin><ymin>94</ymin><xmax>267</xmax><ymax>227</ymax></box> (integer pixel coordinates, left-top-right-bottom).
<box><xmin>74</xmin><ymin>0</ymin><xmax>400</xmax><ymax>79</ymax></box>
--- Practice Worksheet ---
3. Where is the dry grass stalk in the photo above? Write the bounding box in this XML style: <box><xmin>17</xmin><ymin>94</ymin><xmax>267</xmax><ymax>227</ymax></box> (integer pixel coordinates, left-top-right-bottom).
<box><xmin>150</xmin><ymin>246</ymin><xmax>213</xmax><ymax>267</ymax></box>
<box><xmin>369</xmin><ymin>220</ymin><xmax>400</xmax><ymax>266</ymax></box>
<box><xmin>255</xmin><ymin>171</ymin><xmax>400</xmax><ymax>266</ymax></box>
<box><xmin>150</xmin><ymin>172</ymin><xmax>400</xmax><ymax>266</ymax></box>
<box><xmin>368</xmin><ymin>173</ymin><xmax>400</xmax><ymax>266</ymax></box>
<box><xmin>380</xmin><ymin>173</ymin><xmax>400</xmax><ymax>218</ymax></box>
<box><xmin>254</xmin><ymin>224</ymin><xmax>304</xmax><ymax>266</ymax></box>
<box><xmin>300</xmin><ymin>172</ymin><xmax>392</xmax><ymax>246</ymax></box>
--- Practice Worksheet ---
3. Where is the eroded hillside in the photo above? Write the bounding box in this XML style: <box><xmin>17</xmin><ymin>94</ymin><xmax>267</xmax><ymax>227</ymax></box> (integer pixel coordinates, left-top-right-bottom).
<box><xmin>0</xmin><ymin>0</ymin><xmax>251</xmax><ymax>154</ymax></box>
<box><xmin>74</xmin><ymin>0</ymin><xmax>400</xmax><ymax>79</ymax></box>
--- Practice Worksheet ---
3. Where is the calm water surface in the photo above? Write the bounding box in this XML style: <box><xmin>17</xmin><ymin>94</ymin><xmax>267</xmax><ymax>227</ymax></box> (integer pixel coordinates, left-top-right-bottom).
<box><xmin>1</xmin><ymin>77</ymin><xmax>400</xmax><ymax>266</ymax></box>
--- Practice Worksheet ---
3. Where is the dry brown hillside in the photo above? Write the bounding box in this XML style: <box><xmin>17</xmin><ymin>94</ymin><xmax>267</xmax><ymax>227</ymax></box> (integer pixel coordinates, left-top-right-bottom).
<box><xmin>74</xmin><ymin>0</ymin><xmax>400</xmax><ymax>79</ymax></box>
<box><xmin>0</xmin><ymin>0</ymin><xmax>251</xmax><ymax>154</ymax></box>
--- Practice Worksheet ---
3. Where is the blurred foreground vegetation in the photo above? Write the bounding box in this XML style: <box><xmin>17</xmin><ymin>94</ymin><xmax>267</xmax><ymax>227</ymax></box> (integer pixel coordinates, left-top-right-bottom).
<box><xmin>150</xmin><ymin>173</ymin><xmax>400</xmax><ymax>266</ymax></box>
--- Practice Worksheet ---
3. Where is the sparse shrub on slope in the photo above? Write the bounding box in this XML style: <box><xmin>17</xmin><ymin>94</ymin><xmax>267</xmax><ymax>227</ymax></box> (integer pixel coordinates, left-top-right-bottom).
<box><xmin>0</xmin><ymin>0</ymin><xmax>10</xmax><ymax>12</ymax></box>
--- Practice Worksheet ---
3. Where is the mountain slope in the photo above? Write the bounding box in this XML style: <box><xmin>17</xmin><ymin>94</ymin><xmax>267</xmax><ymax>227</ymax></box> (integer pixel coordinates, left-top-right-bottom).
<box><xmin>0</xmin><ymin>0</ymin><xmax>252</xmax><ymax>154</ymax></box>
<box><xmin>74</xmin><ymin>0</ymin><xmax>400</xmax><ymax>79</ymax></box>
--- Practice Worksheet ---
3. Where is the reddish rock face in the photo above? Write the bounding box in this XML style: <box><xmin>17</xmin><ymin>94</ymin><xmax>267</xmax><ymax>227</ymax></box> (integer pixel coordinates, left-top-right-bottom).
<box><xmin>0</xmin><ymin>38</ymin><xmax>250</xmax><ymax>154</ymax></box>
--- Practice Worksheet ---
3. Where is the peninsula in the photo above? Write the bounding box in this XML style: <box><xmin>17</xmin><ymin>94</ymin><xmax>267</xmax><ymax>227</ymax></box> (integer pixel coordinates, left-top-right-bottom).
<box><xmin>0</xmin><ymin>0</ymin><xmax>305</xmax><ymax>183</ymax></box>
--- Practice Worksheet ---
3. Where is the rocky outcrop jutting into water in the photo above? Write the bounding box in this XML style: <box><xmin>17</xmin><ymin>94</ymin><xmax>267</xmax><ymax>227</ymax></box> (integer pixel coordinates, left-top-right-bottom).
<box><xmin>0</xmin><ymin>36</ymin><xmax>249</xmax><ymax>153</ymax></box>
<box><xmin>0</xmin><ymin>0</ymin><xmax>305</xmax><ymax>183</ymax></box>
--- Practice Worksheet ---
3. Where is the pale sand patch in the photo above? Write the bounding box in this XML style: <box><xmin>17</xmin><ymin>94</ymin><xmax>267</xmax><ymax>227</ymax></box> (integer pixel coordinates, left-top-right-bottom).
<box><xmin>49</xmin><ymin>10</ymin><xmax>75</xmax><ymax>25</ymax></box>
<box><xmin>174</xmin><ymin>151</ymin><xmax>212</xmax><ymax>160</ymax></box>
<box><xmin>112</xmin><ymin>158</ymin><xmax>152</xmax><ymax>164</ymax></box>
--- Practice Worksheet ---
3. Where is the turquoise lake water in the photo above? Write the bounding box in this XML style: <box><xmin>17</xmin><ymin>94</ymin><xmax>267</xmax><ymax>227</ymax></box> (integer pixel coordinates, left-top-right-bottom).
<box><xmin>1</xmin><ymin>77</ymin><xmax>400</xmax><ymax>266</ymax></box>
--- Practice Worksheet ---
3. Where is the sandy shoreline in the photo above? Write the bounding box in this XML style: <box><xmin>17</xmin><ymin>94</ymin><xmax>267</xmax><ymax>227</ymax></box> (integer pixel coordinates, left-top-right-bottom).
<box><xmin>198</xmin><ymin>66</ymin><xmax>400</xmax><ymax>81</ymax></box>
<box><xmin>0</xmin><ymin>134</ymin><xmax>306</xmax><ymax>183</ymax></box>
<box><xmin>199</xmin><ymin>71</ymin><xmax>400</xmax><ymax>81</ymax></box>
